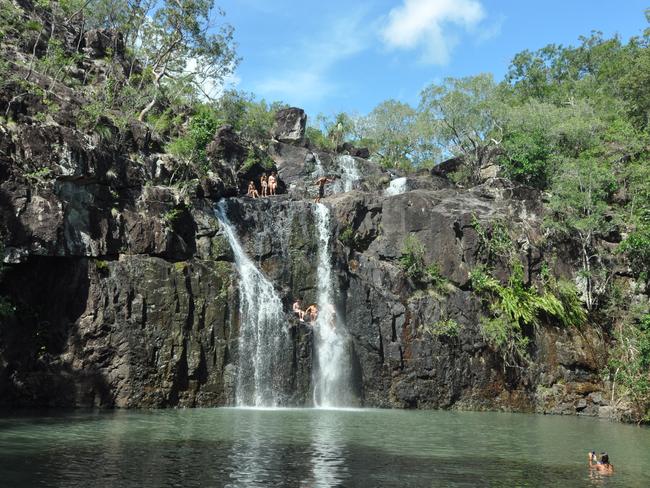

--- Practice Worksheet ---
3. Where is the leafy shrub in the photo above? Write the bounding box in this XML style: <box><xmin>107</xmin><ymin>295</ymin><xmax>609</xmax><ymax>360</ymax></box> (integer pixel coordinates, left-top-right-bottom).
<box><xmin>399</xmin><ymin>234</ymin><xmax>450</xmax><ymax>293</ymax></box>
<box><xmin>166</xmin><ymin>105</ymin><xmax>221</xmax><ymax>170</ymax></box>
<box><xmin>619</xmin><ymin>225</ymin><xmax>650</xmax><ymax>282</ymax></box>
<box><xmin>94</xmin><ymin>259</ymin><xmax>109</xmax><ymax>276</ymax></box>
<box><xmin>471</xmin><ymin>260</ymin><xmax>586</xmax><ymax>365</ymax></box>
<box><xmin>339</xmin><ymin>226</ymin><xmax>356</xmax><ymax>247</ymax></box>
<box><xmin>163</xmin><ymin>208</ymin><xmax>185</xmax><ymax>227</ymax></box>
<box><xmin>399</xmin><ymin>234</ymin><xmax>426</xmax><ymax>280</ymax></box>
<box><xmin>424</xmin><ymin>318</ymin><xmax>460</xmax><ymax>338</ymax></box>
<box><xmin>471</xmin><ymin>217</ymin><xmax>514</xmax><ymax>260</ymax></box>
<box><xmin>607</xmin><ymin>313</ymin><xmax>650</xmax><ymax>423</ymax></box>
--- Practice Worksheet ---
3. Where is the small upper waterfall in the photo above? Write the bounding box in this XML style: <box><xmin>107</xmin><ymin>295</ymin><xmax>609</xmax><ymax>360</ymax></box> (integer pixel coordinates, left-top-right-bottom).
<box><xmin>312</xmin><ymin>152</ymin><xmax>326</xmax><ymax>178</ymax></box>
<box><xmin>215</xmin><ymin>200</ymin><xmax>290</xmax><ymax>407</ymax></box>
<box><xmin>385</xmin><ymin>177</ymin><xmax>408</xmax><ymax>196</ymax></box>
<box><xmin>333</xmin><ymin>155</ymin><xmax>360</xmax><ymax>193</ymax></box>
<box><xmin>312</xmin><ymin>203</ymin><xmax>353</xmax><ymax>407</ymax></box>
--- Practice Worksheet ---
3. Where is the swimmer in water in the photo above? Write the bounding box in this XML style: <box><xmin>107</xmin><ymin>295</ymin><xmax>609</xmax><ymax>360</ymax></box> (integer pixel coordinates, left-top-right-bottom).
<box><xmin>588</xmin><ymin>451</ymin><xmax>614</xmax><ymax>474</ymax></box>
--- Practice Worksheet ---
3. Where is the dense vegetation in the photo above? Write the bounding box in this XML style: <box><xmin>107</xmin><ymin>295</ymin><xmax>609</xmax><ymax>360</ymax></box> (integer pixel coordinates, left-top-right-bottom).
<box><xmin>0</xmin><ymin>1</ymin><xmax>648</xmax><ymax>421</ymax></box>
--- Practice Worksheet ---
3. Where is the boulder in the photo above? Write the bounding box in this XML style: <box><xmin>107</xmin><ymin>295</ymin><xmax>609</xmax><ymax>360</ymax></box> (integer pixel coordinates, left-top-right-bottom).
<box><xmin>82</xmin><ymin>29</ymin><xmax>126</xmax><ymax>59</ymax></box>
<box><xmin>272</xmin><ymin>107</ymin><xmax>306</xmax><ymax>143</ymax></box>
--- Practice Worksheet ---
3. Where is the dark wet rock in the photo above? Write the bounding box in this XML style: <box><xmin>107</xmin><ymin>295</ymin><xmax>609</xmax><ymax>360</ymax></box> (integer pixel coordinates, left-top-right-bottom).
<box><xmin>82</xmin><ymin>29</ymin><xmax>126</xmax><ymax>59</ymax></box>
<box><xmin>273</xmin><ymin>107</ymin><xmax>306</xmax><ymax>143</ymax></box>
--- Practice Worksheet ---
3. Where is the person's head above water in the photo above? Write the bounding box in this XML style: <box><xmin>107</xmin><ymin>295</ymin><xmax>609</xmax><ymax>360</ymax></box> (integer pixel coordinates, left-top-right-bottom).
<box><xmin>600</xmin><ymin>453</ymin><xmax>610</xmax><ymax>464</ymax></box>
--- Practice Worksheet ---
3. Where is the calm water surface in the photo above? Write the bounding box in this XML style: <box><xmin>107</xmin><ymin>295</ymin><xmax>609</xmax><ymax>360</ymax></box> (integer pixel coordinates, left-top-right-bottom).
<box><xmin>1</xmin><ymin>408</ymin><xmax>649</xmax><ymax>487</ymax></box>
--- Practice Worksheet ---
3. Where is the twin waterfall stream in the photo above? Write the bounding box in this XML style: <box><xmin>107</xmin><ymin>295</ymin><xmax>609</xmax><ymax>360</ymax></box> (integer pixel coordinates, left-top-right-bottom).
<box><xmin>215</xmin><ymin>155</ymin><xmax>361</xmax><ymax>408</ymax></box>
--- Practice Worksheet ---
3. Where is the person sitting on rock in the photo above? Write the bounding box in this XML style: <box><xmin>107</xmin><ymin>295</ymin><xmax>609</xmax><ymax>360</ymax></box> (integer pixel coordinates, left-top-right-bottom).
<box><xmin>260</xmin><ymin>174</ymin><xmax>268</xmax><ymax>197</ymax></box>
<box><xmin>314</xmin><ymin>175</ymin><xmax>335</xmax><ymax>203</ymax></box>
<box><xmin>246</xmin><ymin>181</ymin><xmax>259</xmax><ymax>199</ymax></box>
<box><xmin>292</xmin><ymin>298</ymin><xmax>305</xmax><ymax>321</ymax></box>
<box><xmin>305</xmin><ymin>303</ymin><xmax>318</xmax><ymax>323</ymax></box>
<box><xmin>268</xmin><ymin>172</ymin><xmax>277</xmax><ymax>196</ymax></box>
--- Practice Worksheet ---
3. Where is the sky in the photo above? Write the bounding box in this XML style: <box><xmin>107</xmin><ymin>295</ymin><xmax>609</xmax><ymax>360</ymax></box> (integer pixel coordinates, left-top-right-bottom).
<box><xmin>217</xmin><ymin>0</ymin><xmax>649</xmax><ymax>119</ymax></box>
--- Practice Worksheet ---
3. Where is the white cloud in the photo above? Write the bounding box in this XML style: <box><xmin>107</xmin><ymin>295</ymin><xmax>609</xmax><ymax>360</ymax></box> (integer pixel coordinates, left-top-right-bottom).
<box><xmin>253</xmin><ymin>9</ymin><xmax>371</xmax><ymax>105</ymax></box>
<box><xmin>381</xmin><ymin>0</ymin><xmax>486</xmax><ymax>65</ymax></box>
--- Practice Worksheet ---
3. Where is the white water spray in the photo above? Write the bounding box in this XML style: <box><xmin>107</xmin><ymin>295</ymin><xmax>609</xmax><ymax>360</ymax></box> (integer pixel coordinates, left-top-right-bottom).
<box><xmin>334</xmin><ymin>155</ymin><xmax>361</xmax><ymax>193</ymax></box>
<box><xmin>215</xmin><ymin>201</ymin><xmax>290</xmax><ymax>407</ymax></box>
<box><xmin>312</xmin><ymin>203</ymin><xmax>353</xmax><ymax>407</ymax></box>
<box><xmin>312</xmin><ymin>152</ymin><xmax>326</xmax><ymax>178</ymax></box>
<box><xmin>385</xmin><ymin>177</ymin><xmax>408</xmax><ymax>196</ymax></box>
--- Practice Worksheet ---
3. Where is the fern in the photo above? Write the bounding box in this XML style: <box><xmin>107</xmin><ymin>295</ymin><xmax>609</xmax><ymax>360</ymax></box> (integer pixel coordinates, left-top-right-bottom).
<box><xmin>472</xmin><ymin>259</ymin><xmax>587</xmax><ymax>365</ymax></box>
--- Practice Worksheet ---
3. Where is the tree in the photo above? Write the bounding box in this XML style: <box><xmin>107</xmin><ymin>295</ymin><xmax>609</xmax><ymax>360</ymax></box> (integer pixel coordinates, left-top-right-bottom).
<box><xmin>136</xmin><ymin>0</ymin><xmax>238</xmax><ymax>121</ymax></box>
<box><xmin>360</xmin><ymin>100</ymin><xmax>437</xmax><ymax>169</ymax></box>
<box><xmin>547</xmin><ymin>155</ymin><xmax>616</xmax><ymax>310</ymax></box>
<box><xmin>418</xmin><ymin>74</ymin><xmax>502</xmax><ymax>183</ymax></box>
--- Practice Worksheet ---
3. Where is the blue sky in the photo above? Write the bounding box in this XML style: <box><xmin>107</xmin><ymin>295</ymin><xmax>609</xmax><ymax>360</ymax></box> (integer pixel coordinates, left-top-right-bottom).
<box><xmin>217</xmin><ymin>0</ymin><xmax>649</xmax><ymax>119</ymax></box>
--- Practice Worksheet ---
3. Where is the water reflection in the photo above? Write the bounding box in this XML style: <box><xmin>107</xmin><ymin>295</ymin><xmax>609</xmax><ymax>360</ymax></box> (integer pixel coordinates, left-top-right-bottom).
<box><xmin>305</xmin><ymin>411</ymin><xmax>349</xmax><ymax>487</ymax></box>
<box><xmin>226</xmin><ymin>410</ymin><xmax>274</xmax><ymax>487</ymax></box>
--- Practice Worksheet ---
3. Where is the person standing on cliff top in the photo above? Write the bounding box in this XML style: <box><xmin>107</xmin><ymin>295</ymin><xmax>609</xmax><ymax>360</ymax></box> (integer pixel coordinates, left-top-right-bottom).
<box><xmin>314</xmin><ymin>175</ymin><xmax>335</xmax><ymax>203</ymax></box>
<box><xmin>268</xmin><ymin>172</ymin><xmax>277</xmax><ymax>196</ymax></box>
<box><xmin>260</xmin><ymin>174</ymin><xmax>268</xmax><ymax>197</ymax></box>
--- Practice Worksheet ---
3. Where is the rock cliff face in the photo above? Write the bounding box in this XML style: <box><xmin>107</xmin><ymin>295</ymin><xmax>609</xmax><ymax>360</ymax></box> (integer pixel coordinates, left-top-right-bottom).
<box><xmin>0</xmin><ymin>20</ymin><xmax>618</xmax><ymax>416</ymax></box>
<box><xmin>0</xmin><ymin>109</ymin><xmax>611</xmax><ymax>416</ymax></box>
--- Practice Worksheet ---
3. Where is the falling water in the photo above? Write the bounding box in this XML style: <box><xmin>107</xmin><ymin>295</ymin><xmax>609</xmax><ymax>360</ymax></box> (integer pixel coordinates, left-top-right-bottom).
<box><xmin>312</xmin><ymin>152</ymin><xmax>326</xmax><ymax>178</ymax></box>
<box><xmin>215</xmin><ymin>201</ymin><xmax>290</xmax><ymax>407</ymax></box>
<box><xmin>312</xmin><ymin>203</ymin><xmax>353</xmax><ymax>407</ymax></box>
<box><xmin>333</xmin><ymin>155</ymin><xmax>360</xmax><ymax>193</ymax></box>
<box><xmin>385</xmin><ymin>177</ymin><xmax>408</xmax><ymax>196</ymax></box>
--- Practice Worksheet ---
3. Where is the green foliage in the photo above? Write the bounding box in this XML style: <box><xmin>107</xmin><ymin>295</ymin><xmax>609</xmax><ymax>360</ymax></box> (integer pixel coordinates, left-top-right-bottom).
<box><xmin>399</xmin><ymin>234</ymin><xmax>425</xmax><ymax>276</ymax></box>
<box><xmin>471</xmin><ymin>217</ymin><xmax>514</xmax><ymax>261</ymax></box>
<box><xmin>24</xmin><ymin>167</ymin><xmax>52</xmax><ymax>184</ymax></box>
<box><xmin>546</xmin><ymin>154</ymin><xmax>617</xmax><ymax>309</ymax></box>
<box><xmin>424</xmin><ymin>318</ymin><xmax>460</xmax><ymax>338</ymax></box>
<box><xmin>166</xmin><ymin>104</ymin><xmax>220</xmax><ymax>170</ymax></box>
<box><xmin>241</xmin><ymin>147</ymin><xmax>275</xmax><ymax>173</ymax></box>
<box><xmin>215</xmin><ymin>90</ymin><xmax>286</xmax><ymax>142</ymax></box>
<box><xmin>620</xmin><ymin>227</ymin><xmax>650</xmax><ymax>281</ymax></box>
<box><xmin>95</xmin><ymin>259</ymin><xmax>109</xmax><ymax>275</ymax></box>
<box><xmin>163</xmin><ymin>208</ymin><xmax>185</xmax><ymax>227</ymax></box>
<box><xmin>364</xmin><ymin>100</ymin><xmax>438</xmax><ymax>170</ymax></box>
<box><xmin>425</xmin><ymin>262</ymin><xmax>447</xmax><ymax>290</ymax></box>
<box><xmin>399</xmin><ymin>234</ymin><xmax>449</xmax><ymax>292</ymax></box>
<box><xmin>419</xmin><ymin>74</ymin><xmax>502</xmax><ymax>183</ymax></box>
<box><xmin>607</xmin><ymin>313</ymin><xmax>650</xmax><ymax>423</ymax></box>
<box><xmin>339</xmin><ymin>225</ymin><xmax>356</xmax><ymax>248</ymax></box>
<box><xmin>471</xmin><ymin>260</ymin><xmax>587</xmax><ymax>365</ymax></box>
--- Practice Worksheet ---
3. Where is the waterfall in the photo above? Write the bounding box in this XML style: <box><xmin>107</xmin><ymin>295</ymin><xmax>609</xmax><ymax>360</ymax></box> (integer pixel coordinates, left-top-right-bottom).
<box><xmin>312</xmin><ymin>203</ymin><xmax>353</xmax><ymax>407</ymax></box>
<box><xmin>215</xmin><ymin>201</ymin><xmax>290</xmax><ymax>407</ymax></box>
<box><xmin>312</xmin><ymin>152</ymin><xmax>325</xmax><ymax>178</ymax></box>
<box><xmin>333</xmin><ymin>155</ymin><xmax>360</xmax><ymax>193</ymax></box>
<box><xmin>385</xmin><ymin>177</ymin><xmax>408</xmax><ymax>196</ymax></box>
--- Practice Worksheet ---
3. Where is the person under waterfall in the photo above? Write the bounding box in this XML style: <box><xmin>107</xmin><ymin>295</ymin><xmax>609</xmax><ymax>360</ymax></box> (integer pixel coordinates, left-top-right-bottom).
<box><xmin>314</xmin><ymin>175</ymin><xmax>335</xmax><ymax>203</ymax></box>
<box><xmin>246</xmin><ymin>181</ymin><xmax>259</xmax><ymax>198</ymax></box>
<box><xmin>305</xmin><ymin>303</ymin><xmax>318</xmax><ymax>323</ymax></box>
